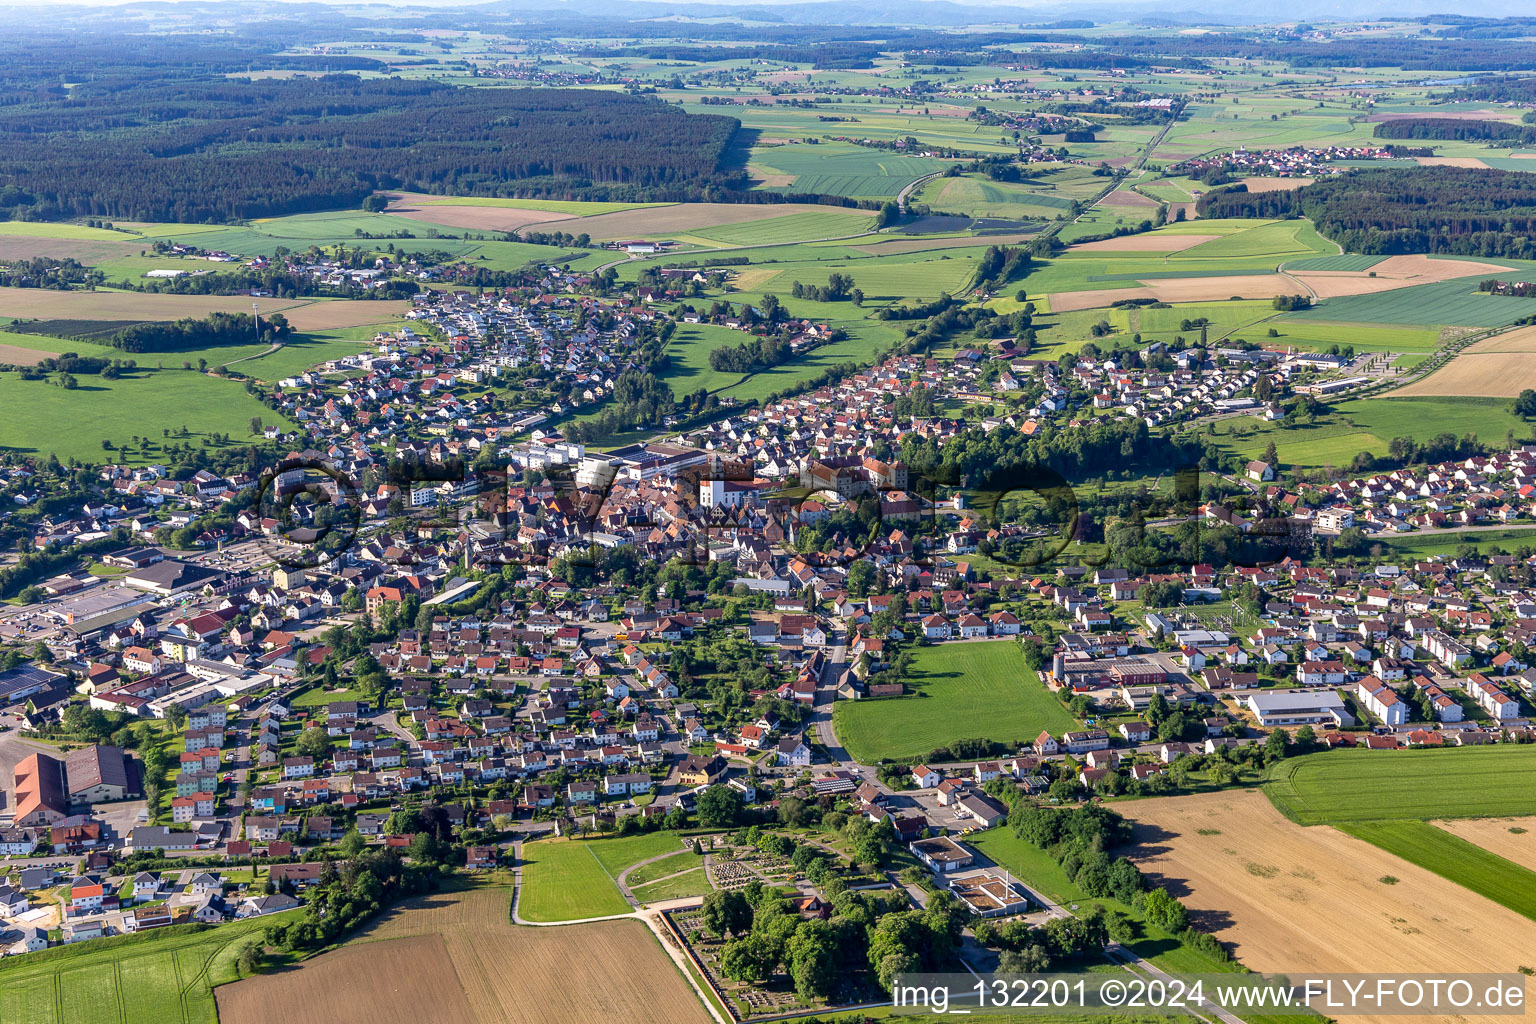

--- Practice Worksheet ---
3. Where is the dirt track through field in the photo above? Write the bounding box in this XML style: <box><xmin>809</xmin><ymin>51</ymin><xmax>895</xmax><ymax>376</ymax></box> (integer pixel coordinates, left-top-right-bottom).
<box><xmin>1122</xmin><ymin>790</ymin><xmax>1536</xmax><ymax>1024</ymax></box>
<box><xmin>1434</xmin><ymin>816</ymin><xmax>1536</xmax><ymax>871</ymax></box>
<box><xmin>216</xmin><ymin>886</ymin><xmax>711</xmax><ymax>1024</ymax></box>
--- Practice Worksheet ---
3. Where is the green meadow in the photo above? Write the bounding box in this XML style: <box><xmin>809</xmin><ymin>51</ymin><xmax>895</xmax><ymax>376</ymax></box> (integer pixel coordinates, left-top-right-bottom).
<box><xmin>833</xmin><ymin>639</ymin><xmax>1076</xmax><ymax>763</ymax></box>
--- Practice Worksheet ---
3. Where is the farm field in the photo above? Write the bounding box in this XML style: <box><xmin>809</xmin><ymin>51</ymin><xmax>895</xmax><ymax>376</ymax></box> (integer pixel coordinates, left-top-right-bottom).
<box><xmin>1391</xmin><ymin>352</ymin><xmax>1536</xmax><ymax>398</ymax></box>
<box><xmin>1265</xmin><ymin>747</ymin><xmax>1536</xmax><ymax>826</ymax></box>
<box><xmin>1434</xmin><ymin>816</ymin><xmax>1536</xmax><ymax>873</ymax></box>
<box><xmin>1280</xmin><ymin>277</ymin><xmax>1533</xmax><ymax>328</ymax></box>
<box><xmin>1121</xmin><ymin>790</ymin><xmax>1536</xmax><ymax>1018</ymax></box>
<box><xmin>1338</xmin><ymin>819</ymin><xmax>1536</xmax><ymax>923</ymax></box>
<box><xmin>687</xmin><ymin>209</ymin><xmax>875</xmax><ymax>246</ymax></box>
<box><xmin>0</xmin><ymin>288</ymin><xmax>309</xmax><ymax>322</ymax></box>
<box><xmin>833</xmin><ymin>639</ymin><xmax>1076</xmax><ymax>762</ymax></box>
<box><xmin>565</xmin><ymin>202</ymin><xmax>872</xmax><ymax>242</ymax></box>
<box><xmin>516</xmin><ymin>837</ymin><xmax>633</xmax><ymax>922</ymax></box>
<box><xmin>751</xmin><ymin>253</ymin><xmax>979</xmax><ymax>300</ymax></box>
<box><xmin>1264</xmin><ymin>320</ymin><xmax>1442</xmax><ymax>354</ymax></box>
<box><xmin>218</xmin><ymin>884</ymin><xmax>711</xmax><ymax>1024</ymax></box>
<box><xmin>747</xmin><ymin>141</ymin><xmax>954</xmax><ymax>197</ymax></box>
<box><xmin>0</xmin><ymin>370</ymin><xmax>294</xmax><ymax>461</ymax></box>
<box><xmin>0</xmin><ymin>915</ymin><xmax>294</xmax><ymax>1024</ymax></box>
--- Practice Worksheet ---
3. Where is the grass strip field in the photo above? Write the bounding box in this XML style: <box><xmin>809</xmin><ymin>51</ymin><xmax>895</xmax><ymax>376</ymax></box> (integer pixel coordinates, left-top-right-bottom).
<box><xmin>0</xmin><ymin>915</ymin><xmax>296</xmax><ymax>1024</ymax></box>
<box><xmin>1266</xmin><ymin>747</ymin><xmax>1536</xmax><ymax>826</ymax></box>
<box><xmin>833</xmin><ymin>639</ymin><xmax>1076</xmax><ymax>762</ymax></box>
<box><xmin>516</xmin><ymin>837</ymin><xmax>633</xmax><ymax>922</ymax></box>
<box><xmin>1338</xmin><ymin>819</ymin><xmax>1536</xmax><ymax>922</ymax></box>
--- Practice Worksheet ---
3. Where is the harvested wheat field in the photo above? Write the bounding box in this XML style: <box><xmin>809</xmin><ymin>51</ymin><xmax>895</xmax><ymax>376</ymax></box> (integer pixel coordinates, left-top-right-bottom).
<box><xmin>1239</xmin><ymin>176</ymin><xmax>1313</xmax><ymax>192</ymax></box>
<box><xmin>1415</xmin><ymin>156</ymin><xmax>1490</xmax><ymax>169</ymax></box>
<box><xmin>1047</xmin><ymin>286</ymin><xmax>1157</xmax><ymax>311</ymax></box>
<box><xmin>1434</xmin><ymin>817</ymin><xmax>1536</xmax><ymax>872</ymax></box>
<box><xmin>218</xmin><ymin>934</ymin><xmax>475</xmax><ymax>1024</ymax></box>
<box><xmin>280</xmin><ymin>299</ymin><xmax>414</xmax><ymax>330</ymax></box>
<box><xmin>1391</xmin><ymin>353</ymin><xmax>1536</xmax><ymax>397</ymax></box>
<box><xmin>0</xmin><ymin>288</ymin><xmax>311</xmax><ymax>321</ymax></box>
<box><xmin>1068</xmin><ymin>233</ymin><xmax>1218</xmax><ymax>253</ymax></box>
<box><xmin>1123</xmin><ymin>790</ymin><xmax>1536</xmax><ymax>1023</ymax></box>
<box><xmin>1101</xmin><ymin>189</ymin><xmax>1160</xmax><ymax>208</ymax></box>
<box><xmin>1145</xmin><ymin>273</ymin><xmax>1300</xmax><ymax>302</ymax></box>
<box><xmin>217</xmin><ymin>884</ymin><xmax>711</xmax><ymax>1024</ymax></box>
<box><xmin>0</xmin><ymin>344</ymin><xmax>55</xmax><ymax>366</ymax></box>
<box><xmin>386</xmin><ymin>197</ymin><xmax>578</xmax><ymax>231</ymax></box>
<box><xmin>1289</xmin><ymin>255</ymin><xmax>1513</xmax><ymax>299</ymax></box>
<box><xmin>1459</xmin><ymin>323</ymin><xmax>1536</xmax><ymax>353</ymax></box>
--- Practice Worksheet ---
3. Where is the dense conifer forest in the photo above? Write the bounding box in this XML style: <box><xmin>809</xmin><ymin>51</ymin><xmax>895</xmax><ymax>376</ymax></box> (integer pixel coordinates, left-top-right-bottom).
<box><xmin>1197</xmin><ymin>167</ymin><xmax>1536</xmax><ymax>258</ymax></box>
<box><xmin>0</xmin><ymin>79</ymin><xmax>742</xmax><ymax>222</ymax></box>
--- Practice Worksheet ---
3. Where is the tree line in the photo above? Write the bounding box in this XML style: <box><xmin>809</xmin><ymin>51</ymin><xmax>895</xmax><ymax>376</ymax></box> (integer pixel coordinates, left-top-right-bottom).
<box><xmin>1373</xmin><ymin>118</ymin><xmax>1536</xmax><ymax>144</ymax></box>
<box><xmin>1199</xmin><ymin>167</ymin><xmax>1536</xmax><ymax>259</ymax></box>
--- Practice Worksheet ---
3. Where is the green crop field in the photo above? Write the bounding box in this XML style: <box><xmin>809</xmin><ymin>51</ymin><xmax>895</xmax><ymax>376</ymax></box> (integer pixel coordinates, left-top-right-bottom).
<box><xmin>688</xmin><ymin>210</ymin><xmax>875</xmax><ymax>246</ymax></box>
<box><xmin>1282</xmin><ymin>254</ymin><xmax>1389</xmax><ymax>272</ymax></box>
<box><xmin>0</xmin><ymin>915</ymin><xmax>295</xmax><ymax>1024</ymax></box>
<box><xmin>1281</xmin><ymin>277</ymin><xmax>1533</xmax><ymax>328</ymax></box>
<box><xmin>1264</xmin><ymin>321</ymin><xmax>1442</xmax><ymax>353</ymax></box>
<box><xmin>755</xmin><ymin>254</ymin><xmax>979</xmax><ymax>301</ymax></box>
<box><xmin>1335</xmin><ymin>396</ymin><xmax>1527</xmax><ymax>446</ymax></box>
<box><xmin>1338</xmin><ymin>820</ymin><xmax>1536</xmax><ymax>922</ymax></box>
<box><xmin>517</xmin><ymin>837</ymin><xmax>634</xmax><ymax>921</ymax></box>
<box><xmin>749</xmin><ymin>141</ymin><xmax>954</xmax><ymax>198</ymax></box>
<box><xmin>833</xmin><ymin>639</ymin><xmax>1077</xmax><ymax>762</ymax></box>
<box><xmin>0</xmin><ymin>221</ymin><xmax>134</xmax><ymax>240</ymax></box>
<box><xmin>0</xmin><ymin>369</ymin><xmax>294</xmax><ymax>461</ymax></box>
<box><xmin>1266</xmin><ymin>747</ymin><xmax>1536</xmax><ymax>826</ymax></box>
<box><xmin>1174</xmin><ymin>220</ymin><xmax>1333</xmax><ymax>260</ymax></box>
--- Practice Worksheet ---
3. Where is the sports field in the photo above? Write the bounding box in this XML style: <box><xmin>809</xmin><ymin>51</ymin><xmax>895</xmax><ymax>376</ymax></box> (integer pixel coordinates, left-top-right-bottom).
<box><xmin>833</xmin><ymin>639</ymin><xmax>1076</xmax><ymax>762</ymax></box>
<box><xmin>1265</xmin><ymin>746</ymin><xmax>1536</xmax><ymax>826</ymax></box>
<box><xmin>1338</xmin><ymin>819</ymin><xmax>1536</xmax><ymax>923</ymax></box>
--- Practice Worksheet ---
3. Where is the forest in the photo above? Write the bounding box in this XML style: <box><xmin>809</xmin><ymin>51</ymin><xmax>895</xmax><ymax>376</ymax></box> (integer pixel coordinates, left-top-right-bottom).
<box><xmin>1373</xmin><ymin>118</ymin><xmax>1536</xmax><ymax>143</ymax></box>
<box><xmin>0</xmin><ymin>80</ymin><xmax>742</xmax><ymax>222</ymax></box>
<box><xmin>1198</xmin><ymin>167</ymin><xmax>1536</xmax><ymax>258</ymax></box>
<box><xmin>108</xmin><ymin>312</ymin><xmax>290</xmax><ymax>353</ymax></box>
